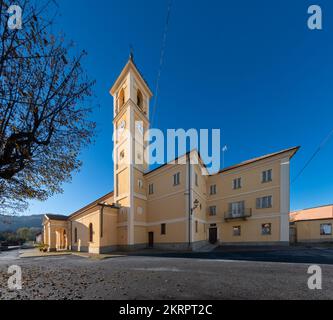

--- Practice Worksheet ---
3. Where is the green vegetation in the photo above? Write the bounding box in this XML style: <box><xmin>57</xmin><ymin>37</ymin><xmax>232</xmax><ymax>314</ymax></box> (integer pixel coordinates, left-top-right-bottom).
<box><xmin>0</xmin><ymin>227</ymin><xmax>41</xmax><ymax>246</ymax></box>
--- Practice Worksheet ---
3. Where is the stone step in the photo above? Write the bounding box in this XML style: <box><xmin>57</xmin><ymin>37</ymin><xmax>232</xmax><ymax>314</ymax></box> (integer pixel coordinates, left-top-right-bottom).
<box><xmin>194</xmin><ymin>243</ymin><xmax>219</xmax><ymax>252</ymax></box>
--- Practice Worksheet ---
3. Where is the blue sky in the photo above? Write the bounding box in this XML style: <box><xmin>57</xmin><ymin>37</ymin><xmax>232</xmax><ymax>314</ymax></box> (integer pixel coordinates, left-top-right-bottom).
<box><xmin>26</xmin><ymin>0</ymin><xmax>333</xmax><ymax>215</ymax></box>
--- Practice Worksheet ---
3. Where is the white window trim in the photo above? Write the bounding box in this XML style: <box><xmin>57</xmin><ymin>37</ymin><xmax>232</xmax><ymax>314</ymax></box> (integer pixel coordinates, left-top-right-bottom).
<box><xmin>262</xmin><ymin>169</ymin><xmax>273</xmax><ymax>183</ymax></box>
<box><xmin>257</xmin><ymin>196</ymin><xmax>273</xmax><ymax>209</ymax></box>
<box><xmin>209</xmin><ymin>206</ymin><xmax>217</xmax><ymax>216</ymax></box>
<box><xmin>210</xmin><ymin>184</ymin><xmax>217</xmax><ymax>195</ymax></box>
<box><xmin>320</xmin><ymin>223</ymin><xmax>332</xmax><ymax>236</ymax></box>
<box><xmin>233</xmin><ymin>178</ymin><xmax>242</xmax><ymax>190</ymax></box>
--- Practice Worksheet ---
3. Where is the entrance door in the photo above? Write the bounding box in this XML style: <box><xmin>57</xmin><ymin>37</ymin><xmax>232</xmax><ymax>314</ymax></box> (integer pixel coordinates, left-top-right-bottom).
<box><xmin>148</xmin><ymin>232</ymin><xmax>154</xmax><ymax>248</ymax></box>
<box><xmin>209</xmin><ymin>228</ymin><xmax>217</xmax><ymax>244</ymax></box>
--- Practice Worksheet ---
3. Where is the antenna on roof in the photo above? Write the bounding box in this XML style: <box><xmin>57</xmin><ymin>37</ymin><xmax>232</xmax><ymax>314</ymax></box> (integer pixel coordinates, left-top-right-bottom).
<box><xmin>222</xmin><ymin>145</ymin><xmax>228</xmax><ymax>168</ymax></box>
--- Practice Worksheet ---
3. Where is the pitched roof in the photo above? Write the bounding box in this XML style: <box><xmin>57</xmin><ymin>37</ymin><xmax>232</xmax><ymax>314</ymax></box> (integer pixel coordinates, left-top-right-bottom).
<box><xmin>144</xmin><ymin>150</ymin><xmax>208</xmax><ymax>176</ymax></box>
<box><xmin>218</xmin><ymin>146</ymin><xmax>300</xmax><ymax>174</ymax></box>
<box><xmin>44</xmin><ymin>214</ymin><xmax>68</xmax><ymax>221</ymax></box>
<box><xmin>144</xmin><ymin>146</ymin><xmax>300</xmax><ymax>177</ymax></box>
<box><xmin>290</xmin><ymin>204</ymin><xmax>333</xmax><ymax>222</ymax></box>
<box><xmin>69</xmin><ymin>191</ymin><xmax>114</xmax><ymax>220</ymax></box>
<box><xmin>110</xmin><ymin>57</ymin><xmax>153</xmax><ymax>97</ymax></box>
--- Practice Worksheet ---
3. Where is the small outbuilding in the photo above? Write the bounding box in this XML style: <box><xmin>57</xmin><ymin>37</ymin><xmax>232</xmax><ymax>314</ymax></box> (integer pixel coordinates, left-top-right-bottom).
<box><xmin>290</xmin><ymin>205</ymin><xmax>333</xmax><ymax>244</ymax></box>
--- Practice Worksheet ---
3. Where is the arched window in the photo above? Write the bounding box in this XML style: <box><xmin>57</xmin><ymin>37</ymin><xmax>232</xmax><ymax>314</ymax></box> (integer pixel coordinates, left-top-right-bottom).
<box><xmin>119</xmin><ymin>88</ymin><xmax>125</xmax><ymax>110</ymax></box>
<box><xmin>89</xmin><ymin>223</ymin><xmax>93</xmax><ymax>242</ymax></box>
<box><xmin>137</xmin><ymin>90</ymin><xmax>143</xmax><ymax>109</ymax></box>
<box><xmin>74</xmin><ymin>228</ymin><xmax>77</xmax><ymax>243</ymax></box>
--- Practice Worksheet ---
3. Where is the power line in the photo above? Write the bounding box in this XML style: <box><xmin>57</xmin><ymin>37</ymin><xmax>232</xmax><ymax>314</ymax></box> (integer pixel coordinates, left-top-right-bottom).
<box><xmin>292</xmin><ymin>127</ymin><xmax>333</xmax><ymax>184</ymax></box>
<box><xmin>151</xmin><ymin>0</ymin><xmax>173</xmax><ymax>128</ymax></box>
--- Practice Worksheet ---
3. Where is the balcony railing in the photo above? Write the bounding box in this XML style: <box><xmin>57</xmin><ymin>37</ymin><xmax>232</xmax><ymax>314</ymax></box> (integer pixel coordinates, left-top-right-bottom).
<box><xmin>224</xmin><ymin>209</ymin><xmax>252</xmax><ymax>221</ymax></box>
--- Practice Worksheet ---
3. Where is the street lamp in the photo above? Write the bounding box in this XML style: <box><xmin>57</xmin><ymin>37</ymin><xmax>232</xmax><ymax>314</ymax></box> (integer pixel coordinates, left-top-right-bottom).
<box><xmin>192</xmin><ymin>199</ymin><xmax>200</xmax><ymax>214</ymax></box>
<box><xmin>189</xmin><ymin>199</ymin><xmax>200</xmax><ymax>248</ymax></box>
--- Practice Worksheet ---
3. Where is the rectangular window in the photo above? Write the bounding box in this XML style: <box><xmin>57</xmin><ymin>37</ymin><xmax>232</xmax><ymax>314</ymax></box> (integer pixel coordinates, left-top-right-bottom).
<box><xmin>262</xmin><ymin>169</ymin><xmax>272</xmax><ymax>183</ymax></box>
<box><xmin>210</xmin><ymin>185</ymin><xmax>217</xmax><ymax>195</ymax></box>
<box><xmin>138</xmin><ymin>179</ymin><xmax>143</xmax><ymax>189</ymax></box>
<box><xmin>148</xmin><ymin>183</ymin><xmax>154</xmax><ymax>195</ymax></box>
<box><xmin>233</xmin><ymin>178</ymin><xmax>242</xmax><ymax>190</ymax></box>
<box><xmin>195</xmin><ymin>221</ymin><xmax>198</xmax><ymax>233</ymax></box>
<box><xmin>161</xmin><ymin>223</ymin><xmax>166</xmax><ymax>235</ymax></box>
<box><xmin>233</xmin><ymin>226</ymin><xmax>241</xmax><ymax>236</ymax></box>
<box><xmin>228</xmin><ymin>201</ymin><xmax>245</xmax><ymax>217</ymax></box>
<box><xmin>262</xmin><ymin>223</ymin><xmax>272</xmax><ymax>235</ymax></box>
<box><xmin>173</xmin><ymin>172</ymin><xmax>180</xmax><ymax>186</ymax></box>
<box><xmin>195</xmin><ymin>173</ymin><xmax>198</xmax><ymax>187</ymax></box>
<box><xmin>320</xmin><ymin>224</ymin><xmax>332</xmax><ymax>236</ymax></box>
<box><xmin>209</xmin><ymin>206</ymin><xmax>217</xmax><ymax>216</ymax></box>
<box><xmin>256</xmin><ymin>196</ymin><xmax>273</xmax><ymax>209</ymax></box>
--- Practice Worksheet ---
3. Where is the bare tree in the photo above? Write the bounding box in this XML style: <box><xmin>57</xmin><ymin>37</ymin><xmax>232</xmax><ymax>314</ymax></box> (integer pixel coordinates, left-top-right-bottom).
<box><xmin>0</xmin><ymin>0</ymin><xmax>96</xmax><ymax>214</ymax></box>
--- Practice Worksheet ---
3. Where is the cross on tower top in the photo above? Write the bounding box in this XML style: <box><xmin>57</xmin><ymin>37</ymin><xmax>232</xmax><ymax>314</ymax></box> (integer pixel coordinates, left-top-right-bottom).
<box><xmin>129</xmin><ymin>45</ymin><xmax>134</xmax><ymax>61</ymax></box>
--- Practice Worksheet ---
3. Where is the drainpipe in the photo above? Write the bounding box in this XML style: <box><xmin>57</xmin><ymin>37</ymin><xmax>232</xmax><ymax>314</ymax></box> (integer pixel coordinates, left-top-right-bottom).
<box><xmin>100</xmin><ymin>205</ymin><xmax>104</xmax><ymax>238</ymax></box>
<box><xmin>187</xmin><ymin>153</ymin><xmax>192</xmax><ymax>249</ymax></box>
<box><xmin>70</xmin><ymin>220</ymin><xmax>72</xmax><ymax>251</ymax></box>
<box><xmin>98</xmin><ymin>203</ymin><xmax>119</xmax><ymax>239</ymax></box>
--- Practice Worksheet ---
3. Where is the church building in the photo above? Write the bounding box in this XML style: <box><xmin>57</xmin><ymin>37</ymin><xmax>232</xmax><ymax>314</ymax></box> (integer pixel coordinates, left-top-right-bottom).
<box><xmin>43</xmin><ymin>57</ymin><xmax>300</xmax><ymax>253</ymax></box>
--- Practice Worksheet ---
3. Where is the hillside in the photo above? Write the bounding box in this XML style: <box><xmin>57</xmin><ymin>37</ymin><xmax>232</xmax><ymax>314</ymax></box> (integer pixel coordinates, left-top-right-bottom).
<box><xmin>0</xmin><ymin>214</ymin><xmax>44</xmax><ymax>232</ymax></box>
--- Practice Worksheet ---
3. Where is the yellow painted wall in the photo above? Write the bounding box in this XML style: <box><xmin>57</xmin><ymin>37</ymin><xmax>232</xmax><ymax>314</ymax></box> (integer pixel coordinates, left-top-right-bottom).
<box><xmin>206</xmin><ymin>157</ymin><xmax>283</xmax><ymax>244</ymax></box>
<box><xmin>100</xmin><ymin>207</ymin><xmax>119</xmax><ymax>248</ymax></box>
<box><xmin>71</xmin><ymin>208</ymin><xmax>100</xmax><ymax>253</ymax></box>
<box><xmin>134</xmin><ymin>167</ymin><xmax>146</xmax><ymax>196</ymax></box>
<box><xmin>43</xmin><ymin>219</ymin><xmax>69</xmax><ymax>250</ymax></box>
<box><xmin>134</xmin><ymin>197</ymin><xmax>147</xmax><ymax>223</ymax></box>
<box><xmin>147</xmin><ymin>221</ymin><xmax>187</xmax><ymax>244</ymax></box>
<box><xmin>220</xmin><ymin>216</ymin><xmax>281</xmax><ymax>243</ymax></box>
<box><xmin>192</xmin><ymin>164</ymin><xmax>208</xmax><ymax>243</ymax></box>
<box><xmin>295</xmin><ymin>219</ymin><xmax>333</xmax><ymax>242</ymax></box>
<box><xmin>146</xmin><ymin>164</ymin><xmax>187</xmax><ymax>223</ymax></box>
<box><xmin>134</xmin><ymin>225</ymin><xmax>147</xmax><ymax>245</ymax></box>
<box><xmin>117</xmin><ymin>226</ymin><xmax>128</xmax><ymax>245</ymax></box>
<box><xmin>117</xmin><ymin>167</ymin><xmax>129</xmax><ymax>197</ymax></box>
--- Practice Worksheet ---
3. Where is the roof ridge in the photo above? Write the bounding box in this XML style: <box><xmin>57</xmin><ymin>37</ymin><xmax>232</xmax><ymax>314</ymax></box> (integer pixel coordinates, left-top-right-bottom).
<box><xmin>219</xmin><ymin>146</ymin><xmax>300</xmax><ymax>174</ymax></box>
<box><xmin>68</xmin><ymin>191</ymin><xmax>114</xmax><ymax>219</ymax></box>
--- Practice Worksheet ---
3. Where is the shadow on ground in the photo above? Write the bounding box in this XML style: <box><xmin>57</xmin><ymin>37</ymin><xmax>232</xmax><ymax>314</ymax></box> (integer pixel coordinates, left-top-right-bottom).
<box><xmin>124</xmin><ymin>245</ymin><xmax>333</xmax><ymax>265</ymax></box>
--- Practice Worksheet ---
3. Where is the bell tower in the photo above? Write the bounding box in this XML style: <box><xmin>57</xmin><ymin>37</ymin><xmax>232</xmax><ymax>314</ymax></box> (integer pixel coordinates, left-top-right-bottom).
<box><xmin>110</xmin><ymin>56</ymin><xmax>153</xmax><ymax>248</ymax></box>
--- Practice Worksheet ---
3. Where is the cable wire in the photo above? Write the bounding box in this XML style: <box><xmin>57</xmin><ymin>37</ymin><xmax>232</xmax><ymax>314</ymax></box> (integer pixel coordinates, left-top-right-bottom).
<box><xmin>151</xmin><ymin>0</ymin><xmax>173</xmax><ymax>128</ymax></box>
<box><xmin>292</xmin><ymin>127</ymin><xmax>333</xmax><ymax>184</ymax></box>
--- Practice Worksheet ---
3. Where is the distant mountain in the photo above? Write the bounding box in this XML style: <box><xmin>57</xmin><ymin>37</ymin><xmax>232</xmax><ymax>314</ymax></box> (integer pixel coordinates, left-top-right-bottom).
<box><xmin>0</xmin><ymin>214</ymin><xmax>44</xmax><ymax>232</ymax></box>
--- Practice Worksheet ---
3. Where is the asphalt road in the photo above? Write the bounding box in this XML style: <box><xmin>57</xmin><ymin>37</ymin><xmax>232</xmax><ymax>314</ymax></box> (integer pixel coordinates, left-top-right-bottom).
<box><xmin>0</xmin><ymin>248</ymin><xmax>333</xmax><ymax>300</ymax></box>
